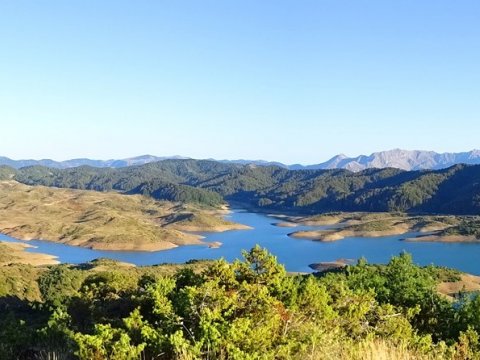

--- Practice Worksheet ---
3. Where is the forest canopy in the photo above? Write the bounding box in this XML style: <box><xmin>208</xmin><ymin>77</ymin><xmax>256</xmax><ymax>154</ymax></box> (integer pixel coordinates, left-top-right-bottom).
<box><xmin>1</xmin><ymin>247</ymin><xmax>480</xmax><ymax>359</ymax></box>
<box><xmin>3</xmin><ymin>160</ymin><xmax>480</xmax><ymax>214</ymax></box>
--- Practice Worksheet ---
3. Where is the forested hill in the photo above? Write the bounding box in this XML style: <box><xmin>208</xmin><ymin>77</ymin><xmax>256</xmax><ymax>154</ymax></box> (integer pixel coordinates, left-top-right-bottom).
<box><xmin>1</xmin><ymin>159</ymin><xmax>480</xmax><ymax>214</ymax></box>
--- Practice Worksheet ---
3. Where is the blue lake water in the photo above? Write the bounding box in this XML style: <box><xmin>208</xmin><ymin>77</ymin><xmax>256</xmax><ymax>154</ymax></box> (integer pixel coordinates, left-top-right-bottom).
<box><xmin>1</xmin><ymin>209</ymin><xmax>480</xmax><ymax>274</ymax></box>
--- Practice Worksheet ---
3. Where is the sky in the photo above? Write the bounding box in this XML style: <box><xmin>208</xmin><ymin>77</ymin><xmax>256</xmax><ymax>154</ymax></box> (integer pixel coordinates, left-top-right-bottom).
<box><xmin>1</xmin><ymin>1</ymin><xmax>479</xmax><ymax>164</ymax></box>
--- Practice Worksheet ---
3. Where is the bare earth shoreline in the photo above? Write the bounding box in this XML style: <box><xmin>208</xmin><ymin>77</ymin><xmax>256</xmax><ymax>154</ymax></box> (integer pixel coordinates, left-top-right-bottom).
<box><xmin>0</xmin><ymin>241</ymin><xmax>59</xmax><ymax>266</ymax></box>
<box><xmin>274</xmin><ymin>212</ymin><xmax>480</xmax><ymax>244</ymax></box>
<box><xmin>290</xmin><ymin>228</ymin><xmax>479</xmax><ymax>244</ymax></box>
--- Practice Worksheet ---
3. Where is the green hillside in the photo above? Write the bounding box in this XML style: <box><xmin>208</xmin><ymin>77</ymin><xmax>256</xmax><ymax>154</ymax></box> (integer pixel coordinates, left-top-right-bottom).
<box><xmin>6</xmin><ymin>160</ymin><xmax>480</xmax><ymax>214</ymax></box>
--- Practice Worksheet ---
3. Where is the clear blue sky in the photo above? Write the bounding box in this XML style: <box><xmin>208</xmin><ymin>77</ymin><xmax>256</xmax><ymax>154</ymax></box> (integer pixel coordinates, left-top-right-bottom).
<box><xmin>1</xmin><ymin>1</ymin><xmax>479</xmax><ymax>164</ymax></box>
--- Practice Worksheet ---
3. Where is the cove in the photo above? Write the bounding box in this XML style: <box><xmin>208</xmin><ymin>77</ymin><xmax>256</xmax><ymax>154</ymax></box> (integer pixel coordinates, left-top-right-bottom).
<box><xmin>1</xmin><ymin>209</ymin><xmax>480</xmax><ymax>274</ymax></box>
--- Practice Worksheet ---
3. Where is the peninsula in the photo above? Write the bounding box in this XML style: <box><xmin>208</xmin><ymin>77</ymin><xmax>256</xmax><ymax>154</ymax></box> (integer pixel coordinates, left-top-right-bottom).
<box><xmin>0</xmin><ymin>181</ymin><xmax>249</xmax><ymax>252</ymax></box>
<box><xmin>284</xmin><ymin>212</ymin><xmax>480</xmax><ymax>243</ymax></box>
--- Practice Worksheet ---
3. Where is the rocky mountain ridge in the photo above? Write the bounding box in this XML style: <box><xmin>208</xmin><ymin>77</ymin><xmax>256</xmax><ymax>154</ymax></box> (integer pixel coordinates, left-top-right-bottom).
<box><xmin>2</xmin><ymin>149</ymin><xmax>480</xmax><ymax>171</ymax></box>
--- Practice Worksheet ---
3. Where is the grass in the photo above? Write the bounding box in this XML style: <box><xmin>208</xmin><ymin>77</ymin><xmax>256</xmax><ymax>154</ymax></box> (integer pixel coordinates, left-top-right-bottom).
<box><xmin>0</xmin><ymin>181</ymin><xmax>242</xmax><ymax>251</ymax></box>
<box><xmin>351</xmin><ymin>219</ymin><xmax>395</xmax><ymax>232</ymax></box>
<box><xmin>289</xmin><ymin>212</ymin><xmax>470</xmax><ymax>242</ymax></box>
<box><xmin>0</xmin><ymin>244</ymin><xmax>20</xmax><ymax>263</ymax></box>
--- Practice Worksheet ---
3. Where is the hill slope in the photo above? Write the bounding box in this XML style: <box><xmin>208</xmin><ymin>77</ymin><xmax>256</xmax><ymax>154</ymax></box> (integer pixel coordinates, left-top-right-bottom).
<box><xmin>3</xmin><ymin>149</ymin><xmax>480</xmax><ymax>171</ymax></box>
<box><xmin>0</xmin><ymin>181</ymin><xmax>245</xmax><ymax>251</ymax></box>
<box><xmin>0</xmin><ymin>155</ymin><xmax>189</xmax><ymax>169</ymax></box>
<box><xmin>4</xmin><ymin>159</ymin><xmax>480</xmax><ymax>215</ymax></box>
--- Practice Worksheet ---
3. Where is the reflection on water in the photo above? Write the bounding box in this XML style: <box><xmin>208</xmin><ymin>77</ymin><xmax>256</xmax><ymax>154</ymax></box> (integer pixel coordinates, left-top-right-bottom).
<box><xmin>1</xmin><ymin>209</ymin><xmax>480</xmax><ymax>273</ymax></box>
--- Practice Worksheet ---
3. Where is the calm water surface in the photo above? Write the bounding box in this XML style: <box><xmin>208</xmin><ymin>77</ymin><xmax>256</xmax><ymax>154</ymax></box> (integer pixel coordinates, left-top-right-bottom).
<box><xmin>1</xmin><ymin>210</ymin><xmax>480</xmax><ymax>274</ymax></box>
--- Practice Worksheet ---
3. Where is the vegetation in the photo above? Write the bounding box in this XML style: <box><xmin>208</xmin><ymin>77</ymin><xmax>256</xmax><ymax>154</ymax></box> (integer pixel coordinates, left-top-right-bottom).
<box><xmin>12</xmin><ymin>161</ymin><xmax>228</xmax><ymax>207</ymax></box>
<box><xmin>0</xmin><ymin>165</ymin><xmax>16</xmax><ymax>180</ymax></box>
<box><xmin>0</xmin><ymin>181</ymin><xmax>244</xmax><ymax>251</ymax></box>
<box><xmin>129</xmin><ymin>180</ymin><xmax>223</xmax><ymax>207</ymax></box>
<box><xmin>287</xmin><ymin>212</ymin><xmax>475</xmax><ymax>242</ymax></box>
<box><xmin>444</xmin><ymin>219</ymin><xmax>480</xmax><ymax>239</ymax></box>
<box><xmin>5</xmin><ymin>159</ymin><xmax>480</xmax><ymax>214</ymax></box>
<box><xmin>2</xmin><ymin>247</ymin><xmax>480</xmax><ymax>359</ymax></box>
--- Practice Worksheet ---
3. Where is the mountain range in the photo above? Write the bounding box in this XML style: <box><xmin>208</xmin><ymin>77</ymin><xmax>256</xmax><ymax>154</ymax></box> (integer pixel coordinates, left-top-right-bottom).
<box><xmin>1</xmin><ymin>149</ymin><xmax>480</xmax><ymax>171</ymax></box>
<box><xmin>0</xmin><ymin>155</ymin><xmax>189</xmax><ymax>169</ymax></box>
<box><xmin>2</xmin><ymin>158</ymin><xmax>480</xmax><ymax>215</ymax></box>
<box><xmin>302</xmin><ymin>149</ymin><xmax>480</xmax><ymax>172</ymax></box>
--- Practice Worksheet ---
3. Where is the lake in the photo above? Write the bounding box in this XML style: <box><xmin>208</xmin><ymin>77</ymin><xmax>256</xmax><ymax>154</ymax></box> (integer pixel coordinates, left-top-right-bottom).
<box><xmin>1</xmin><ymin>209</ymin><xmax>480</xmax><ymax>274</ymax></box>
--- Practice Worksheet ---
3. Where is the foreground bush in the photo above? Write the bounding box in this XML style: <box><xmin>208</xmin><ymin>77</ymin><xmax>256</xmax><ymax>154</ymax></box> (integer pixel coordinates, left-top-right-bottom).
<box><xmin>1</xmin><ymin>246</ymin><xmax>480</xmax><ymax>359</ymax></box>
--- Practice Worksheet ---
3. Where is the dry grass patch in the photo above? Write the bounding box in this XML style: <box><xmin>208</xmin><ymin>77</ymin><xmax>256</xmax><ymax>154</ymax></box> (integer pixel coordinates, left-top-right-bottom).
<box><xmin>0</xmin><ymin>181</ymin><xmax>245</xmax><ymax>251</ymax></box>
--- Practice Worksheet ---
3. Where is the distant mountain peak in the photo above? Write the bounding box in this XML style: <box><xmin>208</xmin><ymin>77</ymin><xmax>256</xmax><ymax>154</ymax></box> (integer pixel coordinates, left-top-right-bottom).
<box><xmin>301</xmin><ymin>149</ymin><xmax>480</xmax><ymax>172</ymax></box>
<box><xmin>1</xmin><ymin>149</ymin><xmax>479</xmax><ymax>172</ymax></box>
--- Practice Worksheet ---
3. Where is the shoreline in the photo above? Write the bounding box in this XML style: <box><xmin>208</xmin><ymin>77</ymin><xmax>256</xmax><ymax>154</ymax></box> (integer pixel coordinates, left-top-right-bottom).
<box><xmin>0</xmin><ymin>241</ymin><xmax>59</xmax><ymax>266</ymax></box>
<box><xmin>288</xmin><ymin>226</ymin><xmax>412</xmax><ymax>242</ymax></box>
<box><xmin>0</xmin><ymin>227</ymin><xmax>205</xmax><ymax>252</ymax></box>
<box><xmin>404</xmin><ymin>234</ymin><xmax>480</xmax><ymax>243</ymax></box>
<box><xmin>283</xmin><ymin>212</ymin><xmax>479</xmax><ymax>244</ymax></box>
<box><xmin>0</xmin><ymin>204</ymin><xmax>251</xmax><ymax>253</ymax></box>
<box><xmin>0</xmin><ymin>212</ymin><xmax>251</xmax><ymax>252</ymax></box>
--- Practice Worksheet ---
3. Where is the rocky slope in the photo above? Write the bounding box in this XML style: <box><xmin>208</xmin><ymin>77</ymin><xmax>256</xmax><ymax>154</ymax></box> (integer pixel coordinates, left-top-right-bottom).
<box><xmin>298</xmin><ymin>149</ymin><xmax>480</xmax><ymax>171</ymax></box>
<box><xmin>3</xmin><ymin>149</ymin><xmax>480</xmax><ymax>171</ymax></box>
